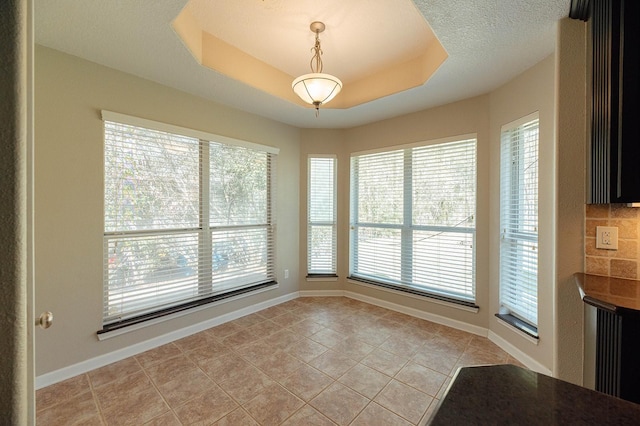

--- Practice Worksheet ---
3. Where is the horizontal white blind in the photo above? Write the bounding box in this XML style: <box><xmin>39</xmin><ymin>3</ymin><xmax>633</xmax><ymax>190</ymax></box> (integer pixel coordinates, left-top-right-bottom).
<box><xmin>412</xmin><ymin>142</ymin><xmax>477</xmax><ymax>227</ymax></box>
<box><xmin>308</xmin><ymin>156</ymin><xmax>337</xmax><ymax>274</ymax></box>
<box><xmin>104</xmin><ymin>120</ymin><xmax>276</xmax><ymax>324</ymax></box>
<box><xmin>101</xmin><ymin>110</ymin><xmax>280</xmax><ymax>155</ymax></box>
<box><xmin>104</xmin><ymin>232</ymin><xmax>200</xmax><ymax>321</ymax></box>
<box><xmin>353</xmin><ymin>149</ymin><xmax>405</xmax><ymax>225</ymax></box>
<box><xmin>209</xmin><ymin>142</ymin><xmax>271</xmax><ymax>226</ymax></box>
<box><xmin>500</xmin><ymin>116</ymin><xmax>539</xmax><ymax>326</ymax></box>
<box><xmin>104</xmin><ymin>123</ymin><xmax>200</xmax><ymax>232</ymax></box>
<box><xmin>350</xmin><ymin>138</ymin><xmax>476</xmax><ymax>303</ymax></box>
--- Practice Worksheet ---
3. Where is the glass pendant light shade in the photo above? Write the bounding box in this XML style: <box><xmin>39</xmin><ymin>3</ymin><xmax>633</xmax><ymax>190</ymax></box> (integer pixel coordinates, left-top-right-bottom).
<box><xmin>292</xmin><ymin>22</ymin><xmax>342</xmax><ymax>114</ymax></box>
<box><xmin>292</xmin><ymin>72</ymin><xmax>343</xmax><ymax>107</ymax></box>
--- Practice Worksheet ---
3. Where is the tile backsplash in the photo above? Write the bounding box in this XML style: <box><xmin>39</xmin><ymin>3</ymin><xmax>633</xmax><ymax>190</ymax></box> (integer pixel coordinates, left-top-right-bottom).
<box><xmin>585</xmin><ymin>204</ymin><xmax>640</xmax><ymax>279</ymax></box>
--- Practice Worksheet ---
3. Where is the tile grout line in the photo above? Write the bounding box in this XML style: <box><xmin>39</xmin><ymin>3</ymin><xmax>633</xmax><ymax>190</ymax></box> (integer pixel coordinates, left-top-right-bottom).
<box><xmin>136</xmin><ymin>354</ymin><xmax>183</xmax><ymax>425</ymax></box>
<box><xmin>37</xmin><ymin>297</ymin><xmax>513</xmax><ymax>425</ymax></box>
<box><xmin>86</xmin><ymin>373</ymin><xmax>108</xmax><ymax>426</ymax></box>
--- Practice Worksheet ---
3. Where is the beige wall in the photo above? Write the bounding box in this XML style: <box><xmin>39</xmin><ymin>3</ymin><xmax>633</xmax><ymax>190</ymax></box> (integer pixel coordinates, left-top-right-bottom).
<box><xmin>298</xmin><ymin>95</ymin><xmax>492</xmax><ymax>330</ymax></box>
<box><xmin>488</xmin><ymin>55</ymin><xmax>556</xmax><ymax>370</ymax></box>
<box><xmin>34</xmin><ymin>46</ymin><xmax>301</xmax><ymax>375</ymax></box>
<box><xmin>36</xmin><ymin>20</ymin><xmax>585</xmax><ymax>379</ymax></box>
<box><xmin>342</xmin><ymin>96</ymin><xmax>492</xmax><ymax>329</ymax></box>
<box><xmin>298</xmin><ymin>129</ymin><xmax>348</xmax><ymax>292</ymax></box>
<box><xmin>555</xmin><ymin>18</ymin><xmax>587</xmax><ymax>385</ymax></box>
<box><xmin>299</xmin><ymin>56</ymin><xmax>562</xmax><ymax>372</ymax></box>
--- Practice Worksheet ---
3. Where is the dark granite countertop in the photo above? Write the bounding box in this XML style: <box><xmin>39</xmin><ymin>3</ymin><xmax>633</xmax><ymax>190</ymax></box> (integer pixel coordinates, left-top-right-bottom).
<box><xmin>574</xmin><ymin>272</ymin><xmax>640</xmax><ymax>314</ymax></box>
<box><xmin>427</xmin><ymin>364</ymin><xmax>640</xmax><ymax>425</ymax></box>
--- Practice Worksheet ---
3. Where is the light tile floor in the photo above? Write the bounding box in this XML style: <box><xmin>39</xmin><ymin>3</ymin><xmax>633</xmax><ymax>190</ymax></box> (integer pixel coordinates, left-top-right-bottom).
<box><xmin>36</xmin><ymin>297</ymin><xmax>522</xmax><ymax>425</ymax></box>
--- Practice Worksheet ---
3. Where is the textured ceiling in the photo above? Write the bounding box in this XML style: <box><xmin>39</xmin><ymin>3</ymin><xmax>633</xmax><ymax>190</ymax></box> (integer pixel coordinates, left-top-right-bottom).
<box><xmin>34</xmin><ymin>0</ymin><xmax>571</xmax><ymax>129</ymax></box>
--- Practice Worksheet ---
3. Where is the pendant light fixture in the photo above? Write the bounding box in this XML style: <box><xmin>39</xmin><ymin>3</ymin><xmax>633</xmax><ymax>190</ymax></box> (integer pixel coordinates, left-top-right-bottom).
<box><xmin>292</xmin><ymin>21</ymin><xmax>342</xmax><ymax>116</ymax></box>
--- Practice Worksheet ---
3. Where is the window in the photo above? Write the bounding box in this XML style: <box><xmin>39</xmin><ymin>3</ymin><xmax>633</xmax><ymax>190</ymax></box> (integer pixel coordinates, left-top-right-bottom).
<box><xmin>102</xmin><ymin>112</ymin><xmax>277</xmax><ymax>331</ymax></box>
<box><xmin>499</xmin><ymin>114</ymin><xmax>539</xmax><ymax>335</ymax></box>
<box><xmin>307</xmin><ymin>156</ymin><xmax>337</xmax><ymax>276</ymax></box>
<box><xmin>349</xmin><ymin>137</ymin><xmax>477</xmax><ymax>305</ymax></box>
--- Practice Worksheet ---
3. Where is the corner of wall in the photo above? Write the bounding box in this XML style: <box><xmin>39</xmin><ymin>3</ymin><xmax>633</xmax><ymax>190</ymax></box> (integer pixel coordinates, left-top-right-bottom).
<box><xmin>554</xmin><ymin>16</ymin><xmax>588</xmax><ymax>385</ymax></box>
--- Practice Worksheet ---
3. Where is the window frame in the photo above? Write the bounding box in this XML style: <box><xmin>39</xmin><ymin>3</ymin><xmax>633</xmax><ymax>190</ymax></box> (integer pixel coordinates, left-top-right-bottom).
<box><xmin>348</xmin><ymin>135</ymin><xmax>478</xmax><ymax>307</ymax></box>
<box><xmin>307</xmin><ymin>155</ymin><xmax>338</xmax><ymax>277</ymax></box>
<box><xmin>101</xmin><ymin>111</ymin><xmax>279</xmax><ymax>334</ymax></box>
<box><xmin>498</xmin><ymin>112</ymin><xmax>540</xmax><ymax>338</ymax></box>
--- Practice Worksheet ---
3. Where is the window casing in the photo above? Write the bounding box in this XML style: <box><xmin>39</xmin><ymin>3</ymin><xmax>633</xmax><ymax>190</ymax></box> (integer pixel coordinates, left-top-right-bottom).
<box><xmin>499</xmin><ymin>114</ymin><xmax>539</xmax><ymax>333</ymax></box>
<box><xmin>349</xmin><ymin>137</ymin><xmax>477</xmax><ymax>305</ymax></box>
<box><xmin>102</xmin><ymin>112</ymin><xmax>277</xmax><ymax>330</ymax></box>
<box><xmin>307</xmin><ymin>156</ymin><xmax>337</xmax><ymax>276</ymax></box>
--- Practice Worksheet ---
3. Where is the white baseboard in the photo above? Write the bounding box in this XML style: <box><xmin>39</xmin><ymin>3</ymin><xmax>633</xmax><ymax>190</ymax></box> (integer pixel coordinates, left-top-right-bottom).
<box><xmin>347</xmin><ymin>279</ymin><xmax>479</xmax><ymax>314</ymax></box>
<box><xmin>98</xmin><ymin>284</ymin><xmax>280</xmax><ymax>341</ymax></box>
<box><xmin>345</xmin><ymin>289</ymin><xmax>552</xmax><ymax>374</ymax></box>
<box><xmin>343</xmin><ymin>290</ymin><xmax>488</xmax><ymax>337</ymax></box>
<box><xmin>36</xmin><ymin>289</ymin><xmax>551</xmax><ymax>389</ymax></box>
<box><xmin>35</xmin><ymin>292</ymin><xmax>298</xmax><ymax>390</ymax></box>
<box><xmin>299</xmin><ymin>290</ymin><xmax>345</xmax><ymax>297</ymax></box>
<box><xmin>305</xmin><ymin>289</ymin><xmax>551</xmax><ymax>375</ymax></box>
<box><xmin>488</xmin><ymin>330</ymin><xmax>553</xmax><ymax>376</ymax></box>
<box><xmin>299</xmin><ymin>288</ymin><xmax>487</xmax><ymax>336</ymax></box>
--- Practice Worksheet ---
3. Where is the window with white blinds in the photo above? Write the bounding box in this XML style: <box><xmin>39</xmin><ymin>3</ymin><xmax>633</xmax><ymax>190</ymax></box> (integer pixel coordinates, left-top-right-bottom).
<box><xmin>349</xmin><ymin>137</ymin><xmax>477</xmax><ymax>305</ymax></box>
<box><xmin>499</xmin><ymin>114</ymin><xmax>539</xmax><ymax>331</ymax></box>
<box><xmin>103</xmin><ymin>113</ymin><xmax>277</xmax><ymax>329</ymax></box>
<box><xmin>308</xmin><ymin>156</ymin><xmax>337</xmax><ymax>275</ymax></box>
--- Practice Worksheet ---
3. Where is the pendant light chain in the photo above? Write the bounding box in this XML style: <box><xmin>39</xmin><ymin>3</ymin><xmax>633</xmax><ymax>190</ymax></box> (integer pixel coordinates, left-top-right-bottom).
<box><xmin>310</xmin><ymin>30</ymin><xmax>324</xmax><ymax>73</ymax></box>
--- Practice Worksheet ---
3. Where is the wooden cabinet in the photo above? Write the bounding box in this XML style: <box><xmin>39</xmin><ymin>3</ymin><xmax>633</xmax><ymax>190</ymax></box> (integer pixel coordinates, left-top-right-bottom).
<box><xmin>575</xmin><ymin>273</ymin><xmax>640</xmax><ymax>403</ymax></box>
<box><xmin>595</xmin><ymin>308</ymin><xmax>640</xmax><ymax>403</ymax></box>
<box><xmin>589</xmin><ymin>0</ymin><xmax>640</xmax><ymax>203</ymax></box>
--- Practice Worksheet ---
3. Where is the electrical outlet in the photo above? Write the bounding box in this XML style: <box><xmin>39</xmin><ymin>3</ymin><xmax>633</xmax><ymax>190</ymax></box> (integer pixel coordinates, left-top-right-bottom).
<box><xmin>284</xmin><ymin>269</ymin><xmax>289</xmax><ymax>279</ymax></box>
<box><xmin>596</xmin><ymin>226</ymin><xmax>618</xmax><ymax>250</ymax></box>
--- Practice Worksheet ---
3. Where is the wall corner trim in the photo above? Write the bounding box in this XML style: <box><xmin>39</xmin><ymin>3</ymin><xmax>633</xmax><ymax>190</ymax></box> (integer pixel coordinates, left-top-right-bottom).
<box><xmin>488</xmin><ymin>330</ymin><xmax>553</xmax><ymax>376</ymax></box>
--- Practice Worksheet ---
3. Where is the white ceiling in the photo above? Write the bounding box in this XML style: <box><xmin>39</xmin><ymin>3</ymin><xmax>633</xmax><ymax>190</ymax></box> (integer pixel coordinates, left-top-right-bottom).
<box><xmin>34</xmin><ymin>0</ymin><xmax>571</xmax><ymax>129</ymax></box>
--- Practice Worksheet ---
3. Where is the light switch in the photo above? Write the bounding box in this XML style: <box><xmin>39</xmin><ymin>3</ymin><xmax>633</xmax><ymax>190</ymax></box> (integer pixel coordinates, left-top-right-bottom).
<box><xmin>596</xmin><ymin>226</ymin><xmax>618</xmax><ymax>250</ymax></box>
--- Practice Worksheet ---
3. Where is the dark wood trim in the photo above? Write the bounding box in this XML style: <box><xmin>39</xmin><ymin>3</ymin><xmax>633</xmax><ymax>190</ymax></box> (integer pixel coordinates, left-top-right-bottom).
<box><xmin>98</xmin><ymin>281</ymin><xmax>278</xmax><ymax>334</ymax></box>
<box><xmin>348</xmin><ymin>275</ymin><xmax>479</xmax><ymax>310</ymax></box>
<box><xmin>495</xmin><ymin>313</ymin><xmax>539</xmax><ymax>339</ymax></box>
<box><xmin>306</xmin><ymin>273</ymin><xmax>339</xmax><ymax>279</ymax></box>
<box><xmin>589</xmin><ymin>0</ymin><xmax>620</xmax><ymax>203</ymax></box>
<box><xmin>587</xmin><ymin>0</ymin><xmax>640</xmax><ymax>203</ymax></box>
<box><xmin>570</xmin><ymin>0</ymin><xmax>591</xmax><ymax>21</ymax></box>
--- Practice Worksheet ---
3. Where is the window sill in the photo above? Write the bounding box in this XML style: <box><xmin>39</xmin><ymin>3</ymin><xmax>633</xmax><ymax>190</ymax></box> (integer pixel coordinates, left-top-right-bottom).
<box><xmin>306</xmin><ymin>274</ymin><xmax>339</xmax><ymax>282</ymax></box>
<box><xmin>347</xmin><ymin>277</ymin><xmax>479</xmax><ymax>314</ymax></box>
<box><xmin>97</xmin><ymin>282</ymin><xmax>278</xmax><ymax>340</ymax></box>
<box><xmin>495</xmin><ymin>313</ymin><xmax>539</xmax><ymax>341</ymax></box>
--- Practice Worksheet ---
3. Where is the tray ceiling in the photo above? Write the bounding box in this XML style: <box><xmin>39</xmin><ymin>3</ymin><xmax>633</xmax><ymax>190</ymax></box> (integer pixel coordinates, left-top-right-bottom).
<box><xmin>35</xmin><ymin>0</ymin><xmax>572</xmax><ymax>128</ymax></box>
